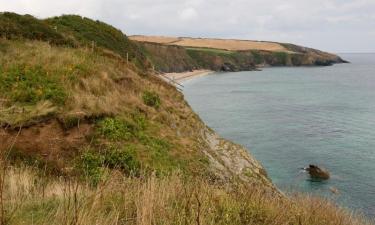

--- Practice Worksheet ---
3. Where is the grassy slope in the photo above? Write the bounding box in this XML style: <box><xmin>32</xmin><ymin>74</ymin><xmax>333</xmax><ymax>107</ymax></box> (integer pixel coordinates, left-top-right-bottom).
<box><xmin>0</xmin><ymin>13</ymin><xmax>371</xmax><ymax>225</ymax></box>
<box><xmin>0</xmin><ymin>39</ymin><xmax>208</xmax><ymax>178</ymax></box>
<box><xmin>45</xmin><ymin>15</ymin><xmax>149</xmax><ymax>69</ymax></box>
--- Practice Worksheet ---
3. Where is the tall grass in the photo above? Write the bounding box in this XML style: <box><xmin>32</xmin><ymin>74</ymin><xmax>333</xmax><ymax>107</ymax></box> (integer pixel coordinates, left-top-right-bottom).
<box><xmin>1</xmin><ymin>166</ymin><xmax>372</xmax><ymax>225</ymax></box>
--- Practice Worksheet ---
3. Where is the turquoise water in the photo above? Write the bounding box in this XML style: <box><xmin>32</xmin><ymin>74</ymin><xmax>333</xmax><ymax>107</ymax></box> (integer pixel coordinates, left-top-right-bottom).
<box><xmin>183</xmin><ymin>54</ymin><xmax>375</xmax><ymax>217</ymax></box>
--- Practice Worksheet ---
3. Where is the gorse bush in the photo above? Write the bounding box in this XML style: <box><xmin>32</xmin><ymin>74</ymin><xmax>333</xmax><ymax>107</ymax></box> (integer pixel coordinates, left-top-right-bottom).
<box><xmin>142</xmin><ymin>91</ymin><xmax>161</xmax><ymax>109</ymax></box>
<box><xmin>0</xmin><ymin>64</ymin><xmax>66</xmax><ymax>105</ymax></box>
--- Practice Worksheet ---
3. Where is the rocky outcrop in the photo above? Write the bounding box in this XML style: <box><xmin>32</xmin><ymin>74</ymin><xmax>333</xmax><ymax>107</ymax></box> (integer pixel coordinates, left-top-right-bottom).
<box><xmin>305</xmin><ymin>165</ymin><xmax>330</xmax><ymax>180</ymax></box>
<box><xmin>201</xmin><ymin>127</ymin><xmax>274</xmax><ymax>188</ymax></box>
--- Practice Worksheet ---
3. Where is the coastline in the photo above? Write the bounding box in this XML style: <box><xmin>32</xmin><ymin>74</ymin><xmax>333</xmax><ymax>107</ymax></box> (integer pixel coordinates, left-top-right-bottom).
<box><xmin>162</xmin><ymin>69</ymin><xmax>214</xmax><ymax>83</ymax></box>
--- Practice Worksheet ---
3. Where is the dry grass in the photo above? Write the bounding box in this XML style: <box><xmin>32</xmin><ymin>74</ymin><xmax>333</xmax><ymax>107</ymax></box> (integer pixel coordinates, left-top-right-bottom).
<box><xmin>130</xmin><ymin>36</ymin><xmax>290</xmax><ymax>52</ymax></box>
<box><xmin>1</xmin><ymin>166</ymin><xmax>372</xmax><ymax>225</ymax></box>
<box><xmin>0</xmin><ymin>101</ymin><xmax>57</xmax><ymax>127</ymax></box>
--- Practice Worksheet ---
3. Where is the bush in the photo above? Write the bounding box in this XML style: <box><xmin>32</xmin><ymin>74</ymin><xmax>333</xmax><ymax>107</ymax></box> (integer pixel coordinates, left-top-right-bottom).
<box><xmin>103</xmin><ymin>146</ymin><xmax>140</xmax><ymax>175</ymax></box>
<box><xmin>0</xmin><ymin>12</ymin><xmax>73</xmax><ymax>46</ymax></box>
<box><xmin>97</xmin><ymin>117</ymin><xmax>136</xmax><ymax>141</ymax></box>
<box><xmin>78</xmin><ymin>151</ymin><xmax>105</xmax><ymax>185</ymax></box>
<box><xmin>45</xmin><ymin>15</ymin><xmax>148</xmax><ymax>68</ymax></box>
<box><xmin>78</xmin><ymin>146</ymin><xmax>140</xmax><ymax>184</ymax></box>
<box><xmin>142</xmin><ymin>91</ymin><xmax>161</xmax><ymax>109</ymax></box>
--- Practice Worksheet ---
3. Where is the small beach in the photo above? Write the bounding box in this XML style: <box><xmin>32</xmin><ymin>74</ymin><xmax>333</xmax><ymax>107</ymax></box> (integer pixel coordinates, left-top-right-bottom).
<box><xmin>162</xmin><ymin>70</ymin><xmax>214</xmax><ymax>83</ymax></box>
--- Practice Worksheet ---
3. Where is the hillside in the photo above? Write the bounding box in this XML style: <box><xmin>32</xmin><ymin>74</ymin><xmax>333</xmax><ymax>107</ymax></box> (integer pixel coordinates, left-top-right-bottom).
<box><xmin>130</xmin><ymin>35</ymin><xmax>291</xmax><ymax>52</ymax></box>
<box><xmin>0</xmin><ymin>13</ymin><xmax>370</xmax><ymax>225</ymax></box>
<box><xmin>130</xmin><ymin>35</ymin><xmax>347</xmax><ymax>73</ymax></box>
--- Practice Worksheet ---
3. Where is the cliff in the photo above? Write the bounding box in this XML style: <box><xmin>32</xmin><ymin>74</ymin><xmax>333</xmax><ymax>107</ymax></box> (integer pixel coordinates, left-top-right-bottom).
<box><xmin>131</xmin><ymin>35</ymin><xmax>347</xmax><ymax>73</ymax></box>
<box><xmin>0</xmin><ymin>12</ymin><xmax>272</xmax><ymax>188</ymax></box>
<box><xmin>0</xmin><ymin>13</ymin><xmax>370</xmax><ymax>225</ymax></box>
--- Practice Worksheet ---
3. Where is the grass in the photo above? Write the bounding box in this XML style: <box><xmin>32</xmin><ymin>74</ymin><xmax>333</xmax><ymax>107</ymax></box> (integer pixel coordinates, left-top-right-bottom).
<box><xmin>0</xmin><ymin>101</ymin><xmax>57</xmax><ymax>127</ymax></box>
<box><xmin>0</xmin><ymin>64</ymin><xmax>66</xmax><ymax>105</ymax></box>
<box><xmin>0</xmin><ymin>39</ymin><xmax>201</xmax><ymax>176</ymax></box>
<box><xmin>0</xmin><ymin>12</ymin><xmax>149</xmax><ymax>70</ymax></box>
<box><xmin>94</xmin><ymin>115</ymin><xmax>179</xmax><ymax>175</ymax></box>
<box><xmin>2</xmin><ymin>166</ymin><xmax>372</xmax><ymax>225</ymax></box>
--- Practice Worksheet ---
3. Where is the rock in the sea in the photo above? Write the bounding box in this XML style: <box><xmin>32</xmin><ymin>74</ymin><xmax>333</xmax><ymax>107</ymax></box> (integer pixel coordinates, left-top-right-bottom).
<box><xmin>305</xmin><ymin>165</ymin><xmax>330</xmax><ymax>180</ymax></box>
<box><xmin>329</xmin><ymin>186</ymin><xmax>339</xmax><ymax>194</ymax></box>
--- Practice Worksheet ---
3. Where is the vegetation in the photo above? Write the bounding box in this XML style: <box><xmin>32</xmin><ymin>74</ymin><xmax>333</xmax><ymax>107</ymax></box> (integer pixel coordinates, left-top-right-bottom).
<box><xmin>0</xmin><ymin>12</ymin><xmax>73</xmax><ymax>46</ymax></box>
<box><xmin>272</xmin><ymin>51</ymin><xmax>289</xmax><ymax>65</ymax></box>
<box><xmin>0</xmin><ymin>64</ymin><xmax>66</xmax><ymax>105</ymax></box>
<box><xmin>45</xmin><ymin>15</ymin><xmax>148</xmax><ymax>68</ymax></box>
<box><xmin>136</xmin><ymin>42</ymin><xmax>198</xmax><ymax>73</ymax></box>
<box><xmin>0</xmin><ymin>13</ymin><xmax>149</xmax><ymax>70</ymax></box>
<box><xmin>0</xmin><ymin>12</ymin><xmax>367</xmax><ymax>225</ymax></box>
<box><xmin>251</xmin><ymin>50</ymin><xmax>264</xmax><ymax>64</ymax></box>
<box><xmin>97</xmin><ymin>117</ymin><xmax>135</xmax><ymax>141</ymax></box>
<box><xmin>1</xmin><ymin>166</ymin><xmax>372</xmax><ymax>225</ymax></box>
<box><xmin>142</xmin><ymin>91</ymin><xmax>161</xmax><ymax>109</ymax></box>
<box><xmin>185</xmin><ymin>47</ymin><xmax>234</xmax><ymax>55</ymax></box>
<box><xmin>78</xmin><ymin>146</ymin><xmax>140</xmax><ymax>185</ymax></box>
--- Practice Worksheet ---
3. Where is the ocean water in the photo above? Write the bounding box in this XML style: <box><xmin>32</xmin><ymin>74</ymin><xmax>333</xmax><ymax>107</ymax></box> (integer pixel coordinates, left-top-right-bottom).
<box><xmin>183</xmin><ymin>54</ymin><xmax>375</xmax><ymax>218</ymax></box>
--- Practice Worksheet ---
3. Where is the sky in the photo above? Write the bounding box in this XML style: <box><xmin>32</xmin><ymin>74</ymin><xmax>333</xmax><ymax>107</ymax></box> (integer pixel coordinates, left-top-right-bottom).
<box><xmin>1</xmin><ymin>0</ymin><xmax>375</xmax><ymax>53</ymax></box>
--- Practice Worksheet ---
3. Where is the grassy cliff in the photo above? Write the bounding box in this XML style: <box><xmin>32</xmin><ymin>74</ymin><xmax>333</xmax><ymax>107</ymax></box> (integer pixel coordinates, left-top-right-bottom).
<box><xmin>0</xmin><ymin>13</ymin><xmax>371</xmax><ymax>225</ymax></box>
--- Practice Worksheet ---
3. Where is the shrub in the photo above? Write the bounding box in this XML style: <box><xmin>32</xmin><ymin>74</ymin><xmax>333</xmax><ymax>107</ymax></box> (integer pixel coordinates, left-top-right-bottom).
<box><xmin>142</xmin><ymin>91</ymin><xmax>161</xmax><ymax>109</ymax></box>
<box><xmin>97</xmin><ymin>117</ymin><xmax>136</xmax><ymax>141</ymax></box>
<box><xmin>103</xmin><ymin>146</ymin><xmax>140</xmax><ymax>175</ymax></box>
<box><xmin>0</xmin><ymin>12</ymin><xmax>73</xmax><ymax>46</ymax></box>
<box><xmin>78</xmin><ymin>146</ymin><xmax>140</xmax><ymax>184</ymax></box>
<box><xmin>78</xmin><ymin>150</ymin><xmax>104</xmax><ymax>185</ymax></box>
<box><xmin>45</xmin><ymin>15</ymin><xmax>148</xmax><ymax>68</ymax></box>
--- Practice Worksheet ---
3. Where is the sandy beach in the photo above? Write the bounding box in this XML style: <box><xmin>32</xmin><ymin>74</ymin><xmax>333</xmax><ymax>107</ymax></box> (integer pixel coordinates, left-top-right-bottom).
<box><xmin>161</xmin><ymin>70</ymin><xmax>214</xmax><ymax>84</ymax></box>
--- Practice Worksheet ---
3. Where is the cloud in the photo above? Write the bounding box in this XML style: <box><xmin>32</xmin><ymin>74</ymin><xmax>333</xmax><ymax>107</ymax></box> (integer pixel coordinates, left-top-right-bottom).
<box><xmin>0</xmin><ymin>0</ymin><xmax>374</xmax><ymax>52</ymax></box>
<box><xmin>179</xmin><ymin>7</ymin><xmax>198</xmax><ymax>21</ymax></box>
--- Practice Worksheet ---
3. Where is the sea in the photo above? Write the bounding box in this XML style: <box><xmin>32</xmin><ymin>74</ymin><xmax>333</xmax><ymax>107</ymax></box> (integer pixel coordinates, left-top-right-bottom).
<box><xmin>183</xmin><ymin>53</ymin><xmax>375</xmax><ymax>218</ymax></box>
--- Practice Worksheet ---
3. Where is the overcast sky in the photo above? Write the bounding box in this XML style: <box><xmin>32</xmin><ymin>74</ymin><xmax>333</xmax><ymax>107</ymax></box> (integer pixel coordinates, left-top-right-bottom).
<box><xmin>1</xmin><ymin>0</ymin><xmax>375</xmax><ymax>53</ymax></box>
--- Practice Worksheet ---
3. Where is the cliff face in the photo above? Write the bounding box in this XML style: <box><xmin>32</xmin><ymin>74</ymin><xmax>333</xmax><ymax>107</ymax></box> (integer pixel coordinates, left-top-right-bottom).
<box><xmin>131</xmin><ymin>36</ymin><xmax>347</xmax><ymax>73</ymax></box>
<box><xmin>0</xmin><ymin>13</ymin><xmax>273</xmax><ymax>189</ymax></box>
